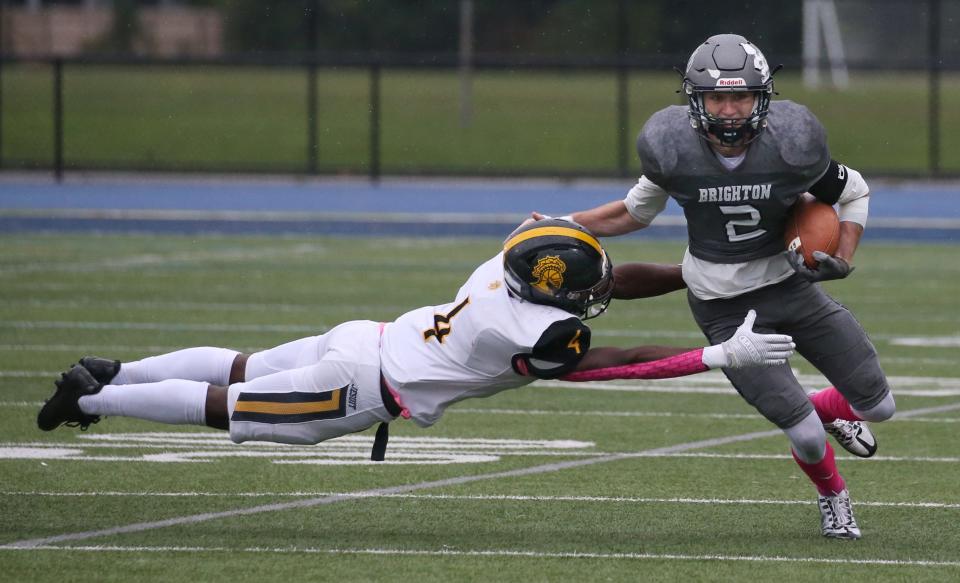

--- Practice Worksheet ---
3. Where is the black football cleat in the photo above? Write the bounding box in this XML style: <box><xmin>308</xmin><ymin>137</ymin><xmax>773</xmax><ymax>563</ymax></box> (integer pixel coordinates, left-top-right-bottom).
<box><xmin>78</xmin><ymin>356</ymin><xmax>121</xmax><ymax>384</ymax></box>
<box><xmin>37</xmin><ymin>365</ymin><xmax>104</xmax><ymax>431</ymax></box>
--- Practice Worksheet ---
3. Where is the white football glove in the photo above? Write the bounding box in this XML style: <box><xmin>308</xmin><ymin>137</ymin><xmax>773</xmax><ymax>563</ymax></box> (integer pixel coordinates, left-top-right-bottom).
<box><xmin>717</xmin><ymin>309</ymin><xmax>795</xmax><ymax>368</ymax></box>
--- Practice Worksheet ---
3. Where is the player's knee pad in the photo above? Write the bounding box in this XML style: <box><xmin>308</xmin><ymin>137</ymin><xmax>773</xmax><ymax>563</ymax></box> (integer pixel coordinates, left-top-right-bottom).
<box><xmin>854</xmin><ymin>391</ymin><xmax>896</xmax><ymax>422</ymax></box>
<box><xmin>300</xmin><ymin>359</ymin><xmax>354</xmax><ymax>391</ymax></box>
<box><xmin>784</xmin><ymin>411</ymin><xmax>827</xmax><ymax>463</ymax></box>
<box><xmin>837</xmin><ymin>346</ymin><xmax>891</xmax><ymax>411</ymax></box>
<box><xmin>246</xmin><ymin>335</ymin><xmax>325</xmax><ymax>381</ymax></box>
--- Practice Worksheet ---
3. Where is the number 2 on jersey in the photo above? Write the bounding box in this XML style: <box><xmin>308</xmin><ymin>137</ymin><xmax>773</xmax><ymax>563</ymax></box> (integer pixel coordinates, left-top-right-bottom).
<box><xmin>719</xmin><ymin>204</ymin><xmax>766</xmax><ymax>242</ymax></box>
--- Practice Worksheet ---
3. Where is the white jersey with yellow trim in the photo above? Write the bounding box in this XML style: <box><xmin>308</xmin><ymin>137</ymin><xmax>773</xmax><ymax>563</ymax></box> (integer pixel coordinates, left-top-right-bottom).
<box><xmin>380</xmin><ymin>253</ymin><xmax>588</xmax><ymax>428</ymax></box>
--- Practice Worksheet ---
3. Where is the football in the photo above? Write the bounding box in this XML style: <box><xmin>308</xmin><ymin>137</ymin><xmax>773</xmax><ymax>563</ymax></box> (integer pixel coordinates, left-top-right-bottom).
<box><xmin>784</xmin><ymin>193</ymin><xmax>840</xmax><ymax>268</ymax></box>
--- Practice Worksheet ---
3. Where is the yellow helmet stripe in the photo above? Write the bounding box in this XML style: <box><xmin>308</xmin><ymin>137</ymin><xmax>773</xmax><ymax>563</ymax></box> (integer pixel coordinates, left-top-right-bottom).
<box><xmin>504</xmin><ymin>226</ymin><xmax>602</xmax><ymax>254</ymax></box>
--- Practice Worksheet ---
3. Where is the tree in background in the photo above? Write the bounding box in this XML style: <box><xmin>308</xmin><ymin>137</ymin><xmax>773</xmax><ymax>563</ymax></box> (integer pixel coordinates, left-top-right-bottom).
<box><xmin>219</xmin><ymin>0</ymin><xmax>460</xmax><ymax>54</ymax></box>
<box><xmin>85</xmin><ymin>0</ymin><xmax>143</xmax><ymax>54</ymax></box>
<box><xmin>212</xmin><ymin>0</ymin><xmax>800</xmax><ymax>60</ymax></box>
<box><xmin>655</xmin><ymin>0</ymin><xmax>800</xmax><ymax>61</ymax></box>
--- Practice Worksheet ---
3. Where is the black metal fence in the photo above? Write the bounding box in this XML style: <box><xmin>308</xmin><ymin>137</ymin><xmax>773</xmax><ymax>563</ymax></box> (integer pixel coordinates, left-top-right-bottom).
<box><xmin>1</xmin><ymin>0</ymin><xmax>957</xmax><ymax>181</ymax></box>
<box><xmin>2</xmin><ymin>53</ymin><xmax>663</xmax><ymax>182</ymax></box>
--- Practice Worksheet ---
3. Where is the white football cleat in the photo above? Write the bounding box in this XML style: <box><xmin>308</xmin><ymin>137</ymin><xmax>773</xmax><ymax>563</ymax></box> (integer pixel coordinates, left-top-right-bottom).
<box><xmin>825</xmin><ymin>419</ymin><xmax>878</xmax><ymax>458</ymax></box>
<box><xmin>818</xmin><ymin>488</ymin><xmax>861</xmax><ymax>539</ymax></box>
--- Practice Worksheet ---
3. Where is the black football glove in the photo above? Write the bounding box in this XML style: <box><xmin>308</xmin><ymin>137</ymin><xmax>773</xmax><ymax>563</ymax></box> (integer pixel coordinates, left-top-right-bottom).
<box><xmin>788</xmin><ymin>250</ymin><xmax>854</xmax><ymax>282</ymax></box>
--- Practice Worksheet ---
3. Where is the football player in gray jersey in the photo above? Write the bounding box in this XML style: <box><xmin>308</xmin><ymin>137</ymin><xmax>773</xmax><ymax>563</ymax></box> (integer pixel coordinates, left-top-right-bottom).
<box><xmin>532</xmin><ymin>34</ymin><xmax>894</xmax><ymax>540</ymax></box>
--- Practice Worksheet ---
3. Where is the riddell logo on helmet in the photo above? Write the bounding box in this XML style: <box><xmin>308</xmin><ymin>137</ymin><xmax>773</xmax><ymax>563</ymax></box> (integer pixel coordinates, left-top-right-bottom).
<box><xmin>717</xmin><ymin>78</ymin><xmax>747</xmax><ymax>87</ymax></box>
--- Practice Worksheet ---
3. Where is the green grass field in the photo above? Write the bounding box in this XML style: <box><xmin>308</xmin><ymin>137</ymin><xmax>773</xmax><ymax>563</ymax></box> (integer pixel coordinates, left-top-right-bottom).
<box><xmin>4</xmin><ymin>66</ymin><xmax>960</xmax><ymax>175</ymax></box>
<box><xmin>1</xmin><ymin>233</ymin><xmax>959</xmax><ymax>582</ymax></box>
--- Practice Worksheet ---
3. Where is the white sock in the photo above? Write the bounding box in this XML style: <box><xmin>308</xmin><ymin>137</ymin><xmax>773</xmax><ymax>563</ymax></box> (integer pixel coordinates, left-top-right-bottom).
<box><xmin>78</xmin><ymin>380</ymin><xmax>207</xmax><ymax>425</ymax></box>
<box><xmin>112</xmin><ymin>347</ymin><xmax>238</xmax><ymax>385</ymax></box>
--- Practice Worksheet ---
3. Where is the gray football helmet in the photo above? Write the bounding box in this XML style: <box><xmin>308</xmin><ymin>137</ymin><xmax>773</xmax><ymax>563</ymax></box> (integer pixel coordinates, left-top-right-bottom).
<box><xmin>682</xmin><ymin>34</ymin><xmax>775</xmax><ymax>146</ymax></box>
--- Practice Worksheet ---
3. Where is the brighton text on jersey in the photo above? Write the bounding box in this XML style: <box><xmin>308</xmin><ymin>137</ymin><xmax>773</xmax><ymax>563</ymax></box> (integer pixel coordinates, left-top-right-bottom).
<box><xmin>697</xmin><ymin>184</ymin><xmax>772</xmax><ymax>203</ymax></box>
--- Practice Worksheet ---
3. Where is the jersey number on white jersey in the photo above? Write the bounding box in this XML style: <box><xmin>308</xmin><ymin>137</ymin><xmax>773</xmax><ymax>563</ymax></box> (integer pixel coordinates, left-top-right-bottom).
<box><xmin>423</xmin><ymin>297</ymin><xmax>471</xmax><ymax>343</ymax></box>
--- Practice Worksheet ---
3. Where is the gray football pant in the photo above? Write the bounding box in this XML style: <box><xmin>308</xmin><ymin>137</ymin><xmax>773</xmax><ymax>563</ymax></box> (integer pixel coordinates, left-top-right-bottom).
<box><xmin>688</xmin><ymin>274</ymin><xmax>890</xmax><ymax>430</ymax></box>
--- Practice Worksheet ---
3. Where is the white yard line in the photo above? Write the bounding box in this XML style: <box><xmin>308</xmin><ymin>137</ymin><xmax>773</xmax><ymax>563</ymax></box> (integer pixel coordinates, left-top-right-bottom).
<box><xmin>1</xmin><ymin>395</ymin><xmax>956</xmax><ymax>550</ymax></box>
<box><xmin>0</xmin><ymin>244</ymin><xmax>331</xmax><ymax>276</ymax></box>
<box><xmin>2</xmin><ymin>321</ymin><xmax>682</xmax><ymax>337</ymax></box>
<box><xmin>636</xmin><ymin>452</ymin><xmax>960</xmax><ymax>463</ymax></box>
<box><xmin>532</xmin><ymin>382</ymin><xmax>960</xmax><ymax>397</ymax></box>
<box><xmin>3</xmin><ymin>491</ymin><xmax>959</xmax><ymax>510</ymax></box>
<box><xmin>1</xmin><ymin>544</ymin><xmax>958</xmax><ymax>568</ymax></box>
<box><xmin>13</xmin><ymin>401</ymin><xmax>960</xmax><ymax>425</ymax></box>
<box><xmin>882</xmin><ymin>356</ymin><xmax>960</xmax><ymax>366</ymax></box>
<box><xmin>5</xmin><ymin>400</ymin><xmax>957</xmax><ymax>548</ymax></box>
<box><xmin>448</xmin><ymin>407</ymin><xmax>960</xmax><ymax>423</ymax></box>
<box><xmin>0</xmin><ymin>344</ymin><xmax>214</xmax><ymax>353</ymax></box>
<box><xmin>0</xmin><ymin>300</ymin><xmax>410</xmax><ymax>315</ymax></box>
<box><xmin>0</xmin><ymin>321</ymin><xmax>326</xmax><ymax>333</ymax></box>
<box><xmin>3</xmin><ymin>441</ymin><xmax>960</xmax><ymax>462</ymax></box>
<box><xmin>7</xmin><ymin>369</ymin><xmax>960</xmax><ymax>397</ymax></box>
<box><xmin>892</xmin><ymin>336</ymin><xmax>960</xmax><ymax>348</ymax></box>
<box><xmin>10</xmin><ymin>394</ymin><xmax>960</xmax><ymax>426</ymax></box>
<box><xmin>6</xmin><ymin>319</ymin><xmax>960</xmax><ymax>346</ymax></box>
<box><xmin>0</xmin><ymin>429</ymin><xmax>782</xmax><ymax>549</ymax></box>
<box><xmin>3</xmin><ymin>345</ymin><xmax>953</xmax><ymax>367</ymax></box>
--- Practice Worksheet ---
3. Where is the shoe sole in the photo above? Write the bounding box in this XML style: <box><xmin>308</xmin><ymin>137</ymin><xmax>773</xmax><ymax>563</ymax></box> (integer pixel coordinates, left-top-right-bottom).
<box><xmin>37</xmin><ymin>367</ymin><xmax>102</xmax><ymax>431</ymax></box>
<box><xmin>823</xmin><ymin>531</ymin><xmax>862</xmax><ymax>540</ymax></box>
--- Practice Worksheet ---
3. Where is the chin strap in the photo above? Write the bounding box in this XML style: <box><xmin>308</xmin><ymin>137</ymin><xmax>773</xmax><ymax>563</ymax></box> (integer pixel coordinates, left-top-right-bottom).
<box><xmin>706</xmin><ymin>117</ymin><xmax>762</xmax><ymax>147</ymax></box>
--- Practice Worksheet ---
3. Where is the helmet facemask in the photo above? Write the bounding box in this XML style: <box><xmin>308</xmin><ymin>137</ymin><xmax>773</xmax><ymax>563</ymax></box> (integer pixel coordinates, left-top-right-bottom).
<box><xmin>562</xmin><ymin>250</ymin><xmax>613</xmax><ymax>320</ymax></box>
<box><xmin>681</xmin><ymin>34</ymin><xmax>776</xmax><ymax>148</ymax></box>
<box><xmin>687</xmin><ymin>87</ymin><xmax>771</xmax><ymax>147</ymax></box>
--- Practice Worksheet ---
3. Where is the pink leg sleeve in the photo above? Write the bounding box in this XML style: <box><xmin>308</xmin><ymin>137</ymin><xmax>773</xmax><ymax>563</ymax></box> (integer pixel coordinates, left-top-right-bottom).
<box><xmin>792</xmin><ymin>442</ymin><xmax>846</xmax><ymax>496</ymax></box>
<box><xmin>810</xmin><ymin>387</ymin><xmax>862</xmax><ymax>423</ymax></box>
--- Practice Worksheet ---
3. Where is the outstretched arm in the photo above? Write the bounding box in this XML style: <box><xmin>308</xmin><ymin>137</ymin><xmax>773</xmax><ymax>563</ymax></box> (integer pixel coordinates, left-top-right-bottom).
<box><xmin>613</xmin><ymin>262</ymin><xmax>686</xmax><ymax>299</ymax></box>
<box><xmin>531</xmin><ymin>200</ymin><xmax>645</xmax><ymax>237</ymax></box>
<box><xmin>564</xmin><ymin>347</ymin><xmax>709</xmax><ymax>381</ymax></box>
<box><xmin>561</xmin><ymin>310</ymin><xmax>794</xmax><ymax>381</ymax></box>
<box><xmin>531</xmin><ymin>176</ymin><xmax>668</xmax><ymax>237</ymax></box>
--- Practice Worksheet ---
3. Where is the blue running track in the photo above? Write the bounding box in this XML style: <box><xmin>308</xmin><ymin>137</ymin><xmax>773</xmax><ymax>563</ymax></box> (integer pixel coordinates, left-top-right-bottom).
<box><xmin>1</xmin><ymin>176</ymin><xmax>958</xmax><ymax>242</ymax></box>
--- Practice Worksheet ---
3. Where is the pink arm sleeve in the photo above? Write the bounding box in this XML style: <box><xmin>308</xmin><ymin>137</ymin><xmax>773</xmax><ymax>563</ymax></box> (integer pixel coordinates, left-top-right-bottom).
<box><xmin>560</xmin><ymin>348</ymin><xmax>708</xmax><ymax>381</ymax></box>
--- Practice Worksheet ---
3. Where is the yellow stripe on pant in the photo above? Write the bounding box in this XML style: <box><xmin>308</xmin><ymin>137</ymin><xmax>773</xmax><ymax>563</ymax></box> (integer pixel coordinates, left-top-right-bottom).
<box><xmin>231</xmin><ymin>387</ymin><xmax>348</xmax><ymax>424</ymax></box>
